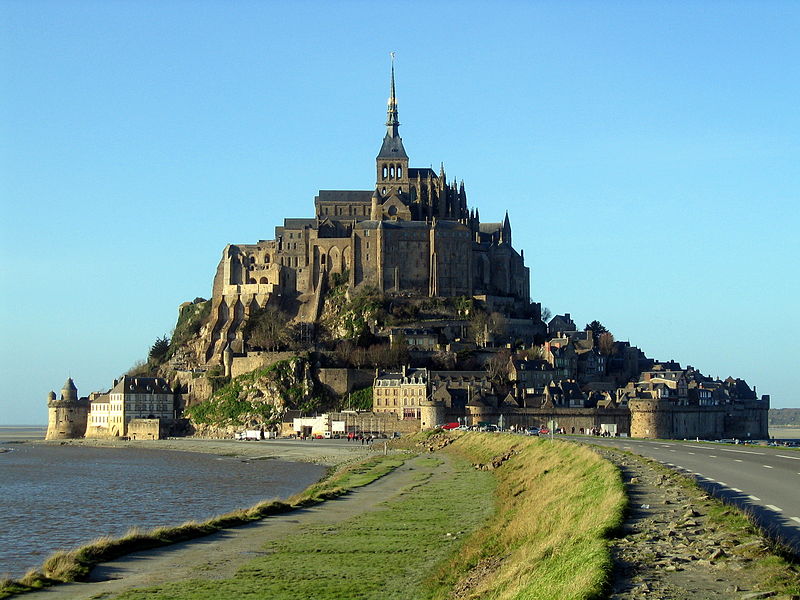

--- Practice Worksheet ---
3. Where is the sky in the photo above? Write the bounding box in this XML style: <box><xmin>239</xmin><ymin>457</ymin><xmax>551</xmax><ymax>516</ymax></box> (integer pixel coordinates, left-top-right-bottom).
<box><xmin>1</xmin><ymin>1</ymin><xmax>798</xmax><ymax>424</ymax></box>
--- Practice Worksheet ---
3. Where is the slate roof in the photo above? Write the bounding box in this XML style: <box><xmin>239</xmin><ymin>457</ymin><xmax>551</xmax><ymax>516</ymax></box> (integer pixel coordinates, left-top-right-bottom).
<box><xmin>314</xmin><ymin>190</ymin><xmax>374</xmax><ymax>204</ymax></box>
<box><xmin>377</xmin><ymin>133</ymin><xmax>408</xmax><ymax>159</ymax></box>
<box><xmin>111</xmin><ymin>376</ymin><xmax>173</xmax><ymax>395</ymax></box>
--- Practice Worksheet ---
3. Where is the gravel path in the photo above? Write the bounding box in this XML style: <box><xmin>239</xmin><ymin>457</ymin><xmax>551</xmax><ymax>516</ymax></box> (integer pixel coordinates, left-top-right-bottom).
<box><xmin>20</xmin><ymin>453</ymin><xmax>449</xmax><ymax>600</ymax></box>
<box><xmin>597</xmin><ymin>447</ymin><xmax>791</xmax><ymax>599</ymax></box>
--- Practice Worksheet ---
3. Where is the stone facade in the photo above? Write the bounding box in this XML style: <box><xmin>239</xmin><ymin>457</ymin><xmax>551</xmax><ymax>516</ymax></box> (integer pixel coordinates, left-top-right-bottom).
<box><xmin>203</xmin><ymin>65</ymin><xmax>530</xmax><ymax>364</ymax></box>
<box><xmin>45</xmin><ymin>378</ymin><xmax>88</xmax><ymax>440</ymax></box>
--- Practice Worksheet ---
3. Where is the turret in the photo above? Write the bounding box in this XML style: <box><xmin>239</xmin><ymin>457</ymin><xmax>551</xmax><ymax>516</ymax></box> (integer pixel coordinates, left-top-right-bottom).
<box><xmin>45</xmin><ymin>378</ymin><xmax>88</xmax><ymax>440</ymax></box>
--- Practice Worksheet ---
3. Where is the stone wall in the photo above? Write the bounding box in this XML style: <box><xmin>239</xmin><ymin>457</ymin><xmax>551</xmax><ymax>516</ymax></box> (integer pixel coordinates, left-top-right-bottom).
<box><xmin>231</xmin><ymin>351</ymin><xmax>297</xmax><ymax>378</ymax></box>
<box><xmin>317</xmin><ymin>368</ymin><xmax>376</xmax><ymax>397</ymax></box>
<box><xmin>128</xmin><ymin>418</ymin><xmax>163</xmax><ymax>440</ymax></box>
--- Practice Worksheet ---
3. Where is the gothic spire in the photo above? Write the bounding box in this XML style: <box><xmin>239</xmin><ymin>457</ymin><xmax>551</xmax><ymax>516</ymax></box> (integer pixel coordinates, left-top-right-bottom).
<box><xmin>386</xmin><ymin>52</ymin><xmax>399</xmax><ymax>135</ymax></box>
<box><xmin>377</xmin><ymin>52</ymin><xmax>408</xmax><ymax>160</ymax></box>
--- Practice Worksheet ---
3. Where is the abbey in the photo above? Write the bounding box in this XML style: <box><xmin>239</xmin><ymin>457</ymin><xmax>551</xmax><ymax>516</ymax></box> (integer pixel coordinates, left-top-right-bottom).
<box><xmin>205</xmin><ymin>63</ymin><xmax>529</xmax><ymax>363</ymax></box>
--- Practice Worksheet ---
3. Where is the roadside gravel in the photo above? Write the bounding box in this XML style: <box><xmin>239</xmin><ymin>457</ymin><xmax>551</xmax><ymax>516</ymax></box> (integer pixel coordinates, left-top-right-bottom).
<box><xmin>596</xmin><ymin>447</ymin><xmax>799</xmax><ymax>599</ymax></box>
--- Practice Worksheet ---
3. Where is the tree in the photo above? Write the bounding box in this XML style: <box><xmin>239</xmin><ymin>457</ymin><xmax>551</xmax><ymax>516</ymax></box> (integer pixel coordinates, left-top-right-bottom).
<box><xmin>149</xmin><ymin>335</ymin><xmax>170</xmax><ymax>363</ymax></box>
<box><xmin>598</xmin><ymin>331</ymin><xmax>616</xmax><ymax>356</ymax></box>
<box><xmin>540</xmin><ymin>306</ymin><xmax>553</xmax><ymax>323</ymax></box>
<box><xmin>585</xmin><ymin>320</ymin><xmax>609</xmax><ymax>345</ymax></box>
<box><xmin>246</xmin><ymin>307</ymin><xmax>289</xmax><ymax>351</ymax></box>
<box><xmin>486</xmin><ymin>348</ymin><xmax>512</xmax><ymax>385</ymax></box>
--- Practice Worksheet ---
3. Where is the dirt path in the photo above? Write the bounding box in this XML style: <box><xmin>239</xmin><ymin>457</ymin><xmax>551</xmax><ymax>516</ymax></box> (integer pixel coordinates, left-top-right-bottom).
<box><xmin>597</xmin><ymin>447</ymin><xmax>791</xmax><ymax>599</ymax></box>
<box><xmin>21</xmin><ymin>453</ymin><xmax>450</xmax><ymax>600</ymax></box>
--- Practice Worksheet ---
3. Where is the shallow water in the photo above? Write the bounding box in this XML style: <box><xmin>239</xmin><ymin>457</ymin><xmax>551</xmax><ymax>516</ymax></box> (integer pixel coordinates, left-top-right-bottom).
<box><xmin>0</xmin><ymin>441</ymin><xmax>324</xmax><ymax>578</ymax></box>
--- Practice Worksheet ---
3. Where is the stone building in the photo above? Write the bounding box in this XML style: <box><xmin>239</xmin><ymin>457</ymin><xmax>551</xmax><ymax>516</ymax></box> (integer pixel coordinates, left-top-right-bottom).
<box><xmin>204</xmin><ymin>63</ymin><xmax>530</xmax><ymax>363</ymax></box>
<box><xmin>45</xmin><ymin>378</ymin><xmax>89</xmax><ymax>440</ymax></box>
<box><xmin>85</xmin><ymin>376</ymin><xmax>174</xmax><ymax>439</ymax></box>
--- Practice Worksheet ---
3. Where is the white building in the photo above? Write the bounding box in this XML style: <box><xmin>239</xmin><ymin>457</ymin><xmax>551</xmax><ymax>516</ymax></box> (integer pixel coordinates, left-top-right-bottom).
<box><xmin>86</xmin><ymin>376</ymin><xmax>174</xmax><ymax>437</ymax></box>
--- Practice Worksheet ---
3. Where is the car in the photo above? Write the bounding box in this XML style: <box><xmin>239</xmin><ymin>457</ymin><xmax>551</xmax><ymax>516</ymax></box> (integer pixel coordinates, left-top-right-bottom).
<box><xmin>525</xmin><ymin>427</ymin><xmax>539</xmax><ymax>436</ymax></box>
<box><xmin>538</xmin><ymin>427</ymin><xmax>550</xmax><ymax>435</ymax></box>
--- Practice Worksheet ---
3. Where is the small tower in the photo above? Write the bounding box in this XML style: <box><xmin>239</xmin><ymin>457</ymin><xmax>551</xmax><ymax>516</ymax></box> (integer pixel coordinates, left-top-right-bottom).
<box><xmin>45</xmin><ymin>378</ymin><xmax>89</xmax><ymax>440</ymax></box>
<box><xmin>223</xmin><ymin>343</ymin><xmax>234</xmax><ymax>378</ymax></box>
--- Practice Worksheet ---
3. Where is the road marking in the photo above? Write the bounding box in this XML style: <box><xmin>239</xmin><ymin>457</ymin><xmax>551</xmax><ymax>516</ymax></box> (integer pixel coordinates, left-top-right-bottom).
<box><xmin>777</xmin><ymin>454</ymin><xmax>800</xmax><ymax>461</ymax></box>
<box><xmin>748</xmin><ymin>495</ymin><xmax>761</xmax><ymax>502</ymax></box>
<box><xmin>686</xmin><ymin>445</ymin><xmax>707</xmax><ymax>449</ymax></box>
<box><xmin>763</xmin><ymin>465</ymin><xmax>774</xmax><ymax>469</ymax></box>
<box><xmin>665</xmin><ymin>463</ymin><xmax>674</xmax><ymax>466</ymax></box>
<box><xmin>670</xmin><ymin>449</ymin><xmax>676</xmax><ymax>452</ymax></box>
<box><xmin>791</xmin><ymin>517</ymin><xmax>800</xmax><ymax>525</ymax></box>
<box><xmin>688</xmin><ymin>452</ymin><xmax>696</xmax><ymax>455</ymax></box>
<box><xmin>709</xmin><ymin>455</ymin><xmax>717</xmax><ymax>458</ymax></box>
<box><xmin>766</xmin><ymin>505</ymin><xmax>782</xmax><ymax>512</ymax></box>
<box><xmin>734</xmin><ymin>459</ymin><xmax>743</xmax><ymax>463</ymax></box>
<box><xmin>720</xmin><ymin>448</ymin><xmax>766</xmax><ymax>456</ymax></box>
<box><xmin>731</xmin><ymin>488</ymin><xmax>742</xmax><ymax>492</ymax></box>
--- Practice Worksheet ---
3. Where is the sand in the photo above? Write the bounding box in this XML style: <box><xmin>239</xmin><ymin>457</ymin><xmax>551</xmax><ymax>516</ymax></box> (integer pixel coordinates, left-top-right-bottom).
<box><xmin>34</xmin><ymin>436</ymin><xmax>379</xmax><ymax>467</ymax></box>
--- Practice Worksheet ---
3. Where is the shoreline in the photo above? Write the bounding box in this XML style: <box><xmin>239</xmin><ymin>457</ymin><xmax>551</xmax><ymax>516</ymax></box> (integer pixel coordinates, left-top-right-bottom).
<box><xmin>24</xmin><ymin>436</ymin><xmax>377</xmax><ymax>467</ymax></box>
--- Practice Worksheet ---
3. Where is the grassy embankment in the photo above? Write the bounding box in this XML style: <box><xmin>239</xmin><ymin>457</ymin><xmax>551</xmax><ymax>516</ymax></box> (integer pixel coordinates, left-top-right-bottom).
<box><xmin>0</xmin><ymin>453</ymin><xmax>407</xmax><ymax>600</ymax></box>
<box><xmin>108</xmin><ymin>432</ymin><xmax>627</xmax><ymax>600</ymax></box>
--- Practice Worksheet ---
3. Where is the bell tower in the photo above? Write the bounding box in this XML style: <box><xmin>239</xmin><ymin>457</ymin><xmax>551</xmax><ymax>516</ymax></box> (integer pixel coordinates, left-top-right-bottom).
<box><xmin>376</xmin><ymin>53</ymin><xmax>409</xmax><ymax>198</ymax></box>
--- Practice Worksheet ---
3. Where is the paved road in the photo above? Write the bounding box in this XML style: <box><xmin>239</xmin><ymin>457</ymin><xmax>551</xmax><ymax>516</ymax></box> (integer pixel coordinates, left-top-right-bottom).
<box><xmin>567</xmin><ymin>435</ymin><xmax>800</xmax><ymax>555</ymax></box>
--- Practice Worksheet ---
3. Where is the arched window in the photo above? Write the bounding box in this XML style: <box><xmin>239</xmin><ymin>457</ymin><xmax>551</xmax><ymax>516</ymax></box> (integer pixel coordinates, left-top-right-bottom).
<box><xmin>382</xmin><ymin>165</ymin><xmax>387</xmax><ymax>179</ymax></box>
<box><xmin>249</xmin><ymin>256</ymin><xmax>255</xmax><ymax>264</ymax></box>
<box><xmin>397</xmin><ymin>165</ymin><xmax>402</xmax><ymax>178</ymax></box>
<box><xmin>389</xmin><ymin>165</ymin><xmax>395</xmax><ymax>178</ymax></box>
<box><xmin>264</xmin><ymin>254</ymin><xmax>270</xmax><ymax>263</ymax></box>
<box><xmin>259</xmin><ymin>277</ymin><xmax>268</xmax><ymax>284</ymax></box>
<box><xmin>248</xmin><ymin>278</ymin><xmax>256</xmax><ymax>284</ymax></box>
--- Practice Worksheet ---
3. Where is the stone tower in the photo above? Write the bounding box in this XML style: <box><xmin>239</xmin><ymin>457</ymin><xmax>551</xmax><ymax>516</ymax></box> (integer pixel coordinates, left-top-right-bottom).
<box><xmin>629</xmin><ymin>398</ymin><xmax>672</xmax><ymax>439</ymax></box>
<box><xmin>375</xmin><ymin>54</ymin><xmax>409</xmax><ymax>198</ymax></box>
<box><xmin>419</xmin><ymin>397</ymin><xmax>446</xmax><ymax>431</ymax></box>
<box><xmin>45</xmin><ymin>378</ymin><xmax>89</xmax><ymax>440</ymax></box>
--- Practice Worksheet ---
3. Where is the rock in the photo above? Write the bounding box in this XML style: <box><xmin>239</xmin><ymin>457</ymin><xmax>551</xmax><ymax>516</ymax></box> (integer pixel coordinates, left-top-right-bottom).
<box><xmin>740</xmin><ymin>592</ymin><xmax>776</xmax><ymax>599</ymax></box>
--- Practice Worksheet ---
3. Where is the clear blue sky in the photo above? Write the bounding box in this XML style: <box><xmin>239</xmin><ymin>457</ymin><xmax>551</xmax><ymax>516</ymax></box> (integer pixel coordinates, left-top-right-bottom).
<box><xmin>1</xmin><ymin>1</ymin><xmax>798</xmax><ymax>424</ymax></box>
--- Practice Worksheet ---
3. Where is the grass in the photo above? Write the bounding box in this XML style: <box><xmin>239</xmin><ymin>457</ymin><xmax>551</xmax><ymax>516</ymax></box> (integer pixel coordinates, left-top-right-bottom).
<box><xmin>0</xmin><ymin>453</ymin><xmax>408</xmax><ymax>600</ymax></box>
<box><xmin>429</xmin><ymin>433</ymin><xmax>627</xmax><ymax>600</ymax></box>
<box><xmin>109</xmin><ymin>433</ymin><xmax>626</xmax><ymax>600</ymax></box>
<box><xmin>112</xmin><ymin>453</ymin><xmax>497</xmax><ymax>600</ymax></box>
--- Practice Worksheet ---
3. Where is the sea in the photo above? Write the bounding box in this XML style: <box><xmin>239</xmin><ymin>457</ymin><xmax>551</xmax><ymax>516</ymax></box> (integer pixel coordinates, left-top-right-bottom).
<box><xmin>0</xmin><ymin>427</ymin><xmax>325</xmax><ymax>579</ymax></box>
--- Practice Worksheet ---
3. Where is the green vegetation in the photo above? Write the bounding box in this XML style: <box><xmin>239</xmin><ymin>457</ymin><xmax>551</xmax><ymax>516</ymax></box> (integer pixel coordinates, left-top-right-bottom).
<box><xmin>112</xmin><ymin>453</ymin><xmax>495</xmax><ymax>600</ymax></box>
<box><xmin>0</xmin><ymin>454</ymin><xmax>407</xmax><ymax>600</ymax></box>
<box><xmin>186</xmin><ymin>359</ymin><xmax>316</xmax><ymax>426</ymax></box>
<box><xmin>344</xmin><ymin>385</ymin><xmax>373</xmax><ymax>411</ymax></box>
<box><xmin>168</xmin><ymin>300</ymin><xmax>210</xmax><ymax>358</ymax></box>
<box><xmin>431</xmin><ymin>433</ymin><xmax>626</xmax><ymax>599</ymax></box>
<box><xmin>148</xmin><ymin>335</ymin><xmax>170</xmax><ymax>363</ymax></box>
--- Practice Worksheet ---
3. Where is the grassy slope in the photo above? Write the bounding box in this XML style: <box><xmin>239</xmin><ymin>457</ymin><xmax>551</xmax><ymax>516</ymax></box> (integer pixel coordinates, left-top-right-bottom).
<box><xmin>434</xmin><ymin>433</ymin><xmax>626</xmax><ymax>600</ymax></box>
<box><xmin>109</xmin><ymin>433</ymin><xmax>626</xmax><ymax>600</ymax></box>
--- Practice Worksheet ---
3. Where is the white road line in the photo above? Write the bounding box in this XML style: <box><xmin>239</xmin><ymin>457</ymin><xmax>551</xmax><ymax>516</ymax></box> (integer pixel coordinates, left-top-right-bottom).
<box><xmin>709</xmin><ymin>455</ymin><xmax>717</xmax><ymax>458</ymax></box>
<box><xmin>766</xmin><ymin>505</ymin><xmax>782</xmax><ymax>512</ymax></box>
<box><xmin>731</xmin><ymin>488</ymin><xmax>742</xmax><ymax>492</ymax></box>
<box><xmin>763</xmin><ymin>465</ymin><xmax>774</xmax><ymax>469</ymax></box>
<box><xmin>791</xmin><ymin>517</ymin><xmax>800</xmax><ymax>525</ymax></box>
<box><xmin>720</xmin><ymin>448</ymin><xmax>766</xmax><ymax>456</ymax></box>
<box><xmin>686</xmin><ymin>445</ymin><xmax>708</xmax><ymax>449</ymax></box>
<box><xmin>748</xmin><ymin>495</ymin><xmax>761</xmax><ymax>502</ymax></box>
<box><xmin>777</xmin><ymin>454</ymin><xmax>800</xmax><ymax>461</ymax></box>
<box><xmin>734</xmin><ymin>459</ymin><xmax>743</xmax><ymax>463</ymax></box>
<box><xmin>670</xmin><ymin>449</ymin><xmax>676</xmax><ymax>452</ymax></box>
<box><xmin>688</xmin><ymin>452</ymin><xmax>696</xmax><ymax>455</ymax></box>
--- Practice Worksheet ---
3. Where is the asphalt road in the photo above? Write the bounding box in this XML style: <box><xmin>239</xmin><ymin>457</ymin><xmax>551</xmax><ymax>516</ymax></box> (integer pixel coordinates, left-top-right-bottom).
<box><xmin>567</xmin><ymin>435</ymin><xmax>800</xmax><ymax>555</ymax></box>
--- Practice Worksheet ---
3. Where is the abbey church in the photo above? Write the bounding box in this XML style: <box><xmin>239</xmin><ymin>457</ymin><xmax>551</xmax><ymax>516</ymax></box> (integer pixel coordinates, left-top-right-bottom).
<box><xmin>206</xmin><ymin>62</ymin><xmax>530</xmax><ymax>362</ymax></box>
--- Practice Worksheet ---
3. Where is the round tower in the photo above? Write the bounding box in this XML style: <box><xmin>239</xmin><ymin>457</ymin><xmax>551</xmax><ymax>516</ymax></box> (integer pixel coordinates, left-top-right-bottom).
<box><xmin>45</xmin><ymin>378</ymin><xmax>89</xmax><ymax>440</ymax></box>
<box><xmin>629</xmin><ymin>398</ymin><xmax>671</xmax><ymax>439</ymax></box>
<box><xmin>419</xmin><ymin>397</ymin><xmax>446</xmax><ymax>431</ymax></box>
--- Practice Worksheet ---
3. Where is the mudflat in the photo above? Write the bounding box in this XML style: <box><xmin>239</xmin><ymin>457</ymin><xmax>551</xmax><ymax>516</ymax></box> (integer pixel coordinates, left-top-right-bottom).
<box><xmin>36</xmin><ymin>436</ymin><xmax>376</xmax><ymax>466</ymax></box>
